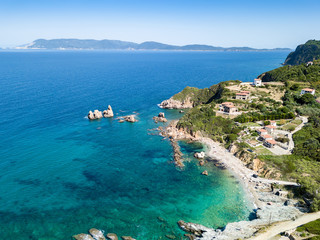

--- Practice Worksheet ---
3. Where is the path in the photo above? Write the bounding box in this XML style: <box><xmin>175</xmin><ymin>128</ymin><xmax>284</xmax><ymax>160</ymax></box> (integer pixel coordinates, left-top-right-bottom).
<box><xmin>249</xmin><ymin>211</ymin><xmax>320</xmax><ymax>240</ymax></box>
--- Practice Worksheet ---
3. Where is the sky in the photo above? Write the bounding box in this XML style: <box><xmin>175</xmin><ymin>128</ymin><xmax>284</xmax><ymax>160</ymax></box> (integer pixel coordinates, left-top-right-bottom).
<box><xmin>1</xmin><ymin>0</ymin><xmax>320</xmax><ymax>49</ymax></box>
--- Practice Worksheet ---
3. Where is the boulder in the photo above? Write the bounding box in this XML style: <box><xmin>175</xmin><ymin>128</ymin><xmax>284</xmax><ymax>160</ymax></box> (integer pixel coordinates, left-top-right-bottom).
<box><xmin>177</xmin><ymin>220</ymin><xmax>211</xmax><ymax>237</ymax></box>
<box><xmin>89</xmin><ymin>228</ymin><xmax>106</xmax><ymax>240</ymax></box>
<box><xmin>88</xmin><ymin>110</ymin><xmax>103</xmax><ymax>120</ymax></box>
<box><xmin>103</xmin><ymin>105</ymin><xmax>114</xmax><ymax>118</ymax></box>
<box><xmin>201</xmin><ymin>170</ymin><xmax>208</xmax><ymax>176</ymax></box>
<box><xmin>153</xmin><ymin>113</ymin><xmax>167</xmax><ymax>123</ymax></box>
<box><xmin>121</xmin><ymin>237</ymin><xmax>136</xmax><ymax>240</ymax></box>
<box><xmin>158</xmin><ymin>112</ymin><xmax>165</xmax><ymax>118</ymax></box>
<box><xmin>124</xmin><ymin>115</ymin><xmax>137</xmax><ymax>123</ymax></box>
<box><xmin>88</xmin><ymin>111</ymin><xmax>95</xmax><ymax>120</ymax></box>
<box><xmin>194</xmin><ymin>152</ymin><xmax>205</xmax><ymax>159</ymax></box>
<box><xmin>73</xmin><ymin>234</ymin><xmax>95</xmax><ymax>240</ymax></box>
<box><xmin>106</xmin><ymin>233</ymin><xmax>118</xmax><ymax>240</ymax></box>
<box><xmin>199</xmin><ymin>160</ymin><xmax>205</xmax><ymax>166</ymax></box>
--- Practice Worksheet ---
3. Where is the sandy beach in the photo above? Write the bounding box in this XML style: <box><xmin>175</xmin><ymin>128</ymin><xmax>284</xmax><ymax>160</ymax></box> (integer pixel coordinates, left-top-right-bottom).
<box><xmin>163</xmin><ymin>121</ymin><xmax>309</xmax><ymax>240</ymax></box>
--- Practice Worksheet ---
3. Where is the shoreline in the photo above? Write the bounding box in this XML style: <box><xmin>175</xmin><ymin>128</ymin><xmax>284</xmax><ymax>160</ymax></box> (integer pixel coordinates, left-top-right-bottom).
<box><xmin>162</xmin><ymin>120</ymin><xmax>307</xmax><ymax>239</ymax></box>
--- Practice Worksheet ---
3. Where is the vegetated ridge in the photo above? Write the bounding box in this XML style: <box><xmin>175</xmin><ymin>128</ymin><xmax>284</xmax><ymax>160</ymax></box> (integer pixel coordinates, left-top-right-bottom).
<box><xmin>284</xmin><ymin>40</ymin><xmax>320</xmax><ymax>65</ymax></box>
<box><xmin>17</xmin><ymin>38</ymin><xmax>291</xmax><ymax>51</ymax></box>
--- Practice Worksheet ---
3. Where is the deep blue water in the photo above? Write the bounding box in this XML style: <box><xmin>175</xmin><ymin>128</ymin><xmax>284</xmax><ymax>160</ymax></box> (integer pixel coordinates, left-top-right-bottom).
<box><xmin>0</xmin><ymin>50</ymin><xmax>288</xmax><ymax>239</ymax></box>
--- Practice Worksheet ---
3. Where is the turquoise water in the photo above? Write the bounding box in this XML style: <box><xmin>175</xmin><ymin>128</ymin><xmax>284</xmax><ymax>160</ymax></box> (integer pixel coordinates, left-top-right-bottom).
<box><xmin>0</xmin><ymin>50</ymin><xmax>288</xmax><ymax>239</ymax></box>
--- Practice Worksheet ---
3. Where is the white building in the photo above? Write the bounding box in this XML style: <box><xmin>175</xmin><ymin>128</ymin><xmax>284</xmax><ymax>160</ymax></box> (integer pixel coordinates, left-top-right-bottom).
<box><xmin>253</xmin><ymin>79</ymin><xmax>262</xmax><ymax>87</ymax></box>
<box><xmin>265</xmin><ymin>125</ymin><xmax>276</xmax><ymax>134</ymax></box>
<box><xmin>301</xmin><ymin>88</ymin><xmax>315</xmax><ymax>95</ymax></box>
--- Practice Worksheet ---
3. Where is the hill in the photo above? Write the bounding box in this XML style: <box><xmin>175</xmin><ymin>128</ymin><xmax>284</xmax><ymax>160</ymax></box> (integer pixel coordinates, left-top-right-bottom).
<box><xmin>17</xmin><ymin>38</ymin><xmax>291</xmax><ymax>51</ymax></box>
<box><xmin>258</xmin><ymin>60</ymin><xmax>320</xmax><ymax>90</ymax></box>
<box><xmin>284</xmin><ymin>40</ymin><xmax>320</xmax><ymax>65</ymax></box>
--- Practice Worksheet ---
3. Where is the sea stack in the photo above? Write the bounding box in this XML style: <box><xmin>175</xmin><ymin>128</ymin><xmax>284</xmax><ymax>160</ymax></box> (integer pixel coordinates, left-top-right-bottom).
<box><xmin>88</xmin><ymin>110</ymin><xmax>103</xmax><ymax>120</ymax></box>
<box><xmin>153</xmin><ymin>112</ymin><xmax>167</xmax><ymax>123</ymax></box>
<box><xmin>103</xmin><ymin>105</ymin><xmax>114</xmax><ymax>118</ymax></box>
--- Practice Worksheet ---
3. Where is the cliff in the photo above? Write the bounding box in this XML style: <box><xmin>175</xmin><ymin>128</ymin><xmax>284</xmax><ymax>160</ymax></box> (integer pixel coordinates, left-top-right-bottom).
<box><xmin>284</xmin><ymin>40</ymin><xmax>320</xmax><ymax>65</ymax></box>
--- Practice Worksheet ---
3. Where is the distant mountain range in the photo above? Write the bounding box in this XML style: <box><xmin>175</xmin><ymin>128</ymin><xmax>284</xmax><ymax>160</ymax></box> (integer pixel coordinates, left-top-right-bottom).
<box><xmin>16</xmin><ymin>39</ymin><xmax>291</xmax><ymax>51</ymax></box>
<box><xmin>284</xmin><ymin>40</ymin><xmax>320</xmax><ymax>65</ymax></box>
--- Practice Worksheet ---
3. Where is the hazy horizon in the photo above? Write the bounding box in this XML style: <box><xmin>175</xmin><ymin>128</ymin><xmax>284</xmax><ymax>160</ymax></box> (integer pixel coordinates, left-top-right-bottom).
<box><xmin>1</xmin><ymin>0</ymin><xmax>320</xmax><ymax>48</ymax></box>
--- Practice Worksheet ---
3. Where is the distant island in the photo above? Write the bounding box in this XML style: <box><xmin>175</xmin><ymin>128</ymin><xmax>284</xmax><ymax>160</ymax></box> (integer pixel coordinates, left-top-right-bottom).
<box><xmin>16</xmin><ymin>38</ymin><xmax>291</xmax><ymax>51</ymax></box>
<box><xmin>284</xmin><ymin>40</ymin><xmax>320</xmax><ymax>65</ymax></box>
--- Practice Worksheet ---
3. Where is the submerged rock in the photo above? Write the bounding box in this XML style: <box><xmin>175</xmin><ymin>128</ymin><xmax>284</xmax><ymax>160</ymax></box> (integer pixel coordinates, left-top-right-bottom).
<box><xmin>103</xmin><ymin>105</ymin><xmax>114</xmax><ymax>118</ymax></box>
<box><xmin>201</xmin><ymin>170</ymin><xmax>208</xmax><ymax>176</ymax></box>
<box><xmin>106</xmin><ymin>233</ymin><xmax>118</xmax><ymax>240</ymax></box>
<box><xmin>89</xmin><ymin>228</ymin><xmax>106</xmax><ymax>240</ymax></box>
<box><xmin>73</xmin><ymin>234</ymin><xmax>95</xmax><ymax>240</ymax></box>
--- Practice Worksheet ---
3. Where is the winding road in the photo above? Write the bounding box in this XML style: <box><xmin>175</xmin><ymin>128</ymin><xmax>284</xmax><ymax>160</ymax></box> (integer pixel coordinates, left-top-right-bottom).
<box><xmin>249</xmin><ymin>211</ymin><xmax>320</xmax><ymax>240</ymax></box>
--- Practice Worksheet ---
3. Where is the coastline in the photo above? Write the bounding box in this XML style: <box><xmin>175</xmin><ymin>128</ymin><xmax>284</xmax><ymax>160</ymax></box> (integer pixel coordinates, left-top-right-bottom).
<box><xmin>162</xmin><ymin>120</ymin><xmax>307</xmax><ymax>240</ymax></box>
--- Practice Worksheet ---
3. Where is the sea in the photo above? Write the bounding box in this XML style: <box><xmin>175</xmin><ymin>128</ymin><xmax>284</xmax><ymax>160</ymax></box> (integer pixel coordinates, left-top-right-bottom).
<box><xmin>0</xmin><ymin>50</ymin><xmax>289</xmax><ymax>240</ymax></box>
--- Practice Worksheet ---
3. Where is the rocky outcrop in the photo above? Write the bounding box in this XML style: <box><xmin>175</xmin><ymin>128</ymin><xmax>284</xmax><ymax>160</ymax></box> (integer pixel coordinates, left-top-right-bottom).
<box><xmin>179</xmin><ymin>205</ymin><xmax>303</xmax><ymax>240</ymax></box>
<box><xmin>194</xmin><ymin>152</ymin><xmax>205</xmax><ymax>159</ymax></box>
<box><xmin>153</xmin><ymin>112</ymin><xmax>167</xmax><ymax>123</ymax></box>
<box><xmin>106</xmin><ymin>233</ymin><xmax>118</xmax><ymax>240</ymax></box>
<box><xmin>121</xmin><ymin>237</ymin><xmax>136</xmax><ymax>240</ymax></box>
<box><xmin>88</xmin><ymin>110</ymin><xmax>103</xmax><ymax>120</ymax></box>
<box><xmin>123</xmin><ymin>115</ymin><xmax>138</xmax><ymax>123</ymax></box>
<box><xmin>89</xmin><ymin>228</ymin><xmax>106</xmax><ymax>240</ymax></box>
<box><xmin>178</xmin><ymin>220</ymin><xmax>212</xmax><ymax>237</ymax></box>
<box><xmin>73</xmin><ymin>234</ymin><xmax>95</xmax><ymax>240</ymax></box>
<box><xmin>103</xmin><ymin>105</ymin><xmax>114</xmax><ymax>118</ymax></box>
<box><xmin>159</xmin><ymin>97</ymin><xmax>193</xmax><ymax>109</ymax></box>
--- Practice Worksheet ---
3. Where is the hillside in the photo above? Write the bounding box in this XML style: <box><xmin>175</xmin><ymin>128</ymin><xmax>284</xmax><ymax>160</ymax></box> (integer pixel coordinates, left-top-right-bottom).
<box><xmin>162</xmin><ymin>43</ymin><xmax>320</xmax><ymax>212</ymax></box>
<box><xmin>258</xmin><ymin>60</ymin><xmax>320</xmax><ymax>90</ymax></box>
<box><xmin>17</xmin><ymin>38</ymin><xmax>291</xmax><ymax>51</ymax></box>
<box><xmin>284</xmin><ymin>40</ymin><xmax>320</xmax><ymax>65</ymax></box>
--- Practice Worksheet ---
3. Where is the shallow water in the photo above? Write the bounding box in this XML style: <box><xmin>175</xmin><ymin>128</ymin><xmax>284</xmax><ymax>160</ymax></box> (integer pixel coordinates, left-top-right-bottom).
<box><xmin>0</xmin><ymin>50</ymin><xmax>288</xmax><ymax>239</ymax></box>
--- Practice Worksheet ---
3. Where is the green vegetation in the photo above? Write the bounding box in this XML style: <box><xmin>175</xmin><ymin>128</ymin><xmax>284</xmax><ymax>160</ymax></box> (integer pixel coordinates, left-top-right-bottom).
<box><xmin>235</xmin><ymin>112</ymin><xmax>294</xmax><ymax>123</ymax></box>
<box><xmin>258</xmin><ymin>61</ymin><xmax>320</xmax><ymax>90</ymax></box>
<box><xmin>171</xmin><ymin>43</ymin><xmax>320</xmax><ymax>212</ymax></box>
<box><xmin>284</xmin><ymin>40</ymin><xmax>320</xmax><ymax>65</ymax></box>
<box><xmin>172</xmin><ymin>80</ymin><xmax>241</xmax><ymax>106</ymax></box>
<box><xmin>293</xmin><ymin>116</ymin><xmax>320</xmax><ymax>161</ymax></box>
<box><xmin>297</xmin><ymin>219</ymin><xmax>320</xmax><ymax>239</ymax></box>
<box><xmin>177</xmin><ymin>104</ymin><xmax>241</xmax><ymax>143</ymax></box>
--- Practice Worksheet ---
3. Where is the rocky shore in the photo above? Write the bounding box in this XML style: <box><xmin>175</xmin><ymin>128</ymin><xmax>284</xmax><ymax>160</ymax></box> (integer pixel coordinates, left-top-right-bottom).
<box><xmin>73</xmin><ymin>228</ymin><xmax>136</xmax><ymax>240</ymax></box>
<box><xmin>163</xmin><ymin>121</ymin><xmax>307</xmax><ymax>240</ymax></box>
<box><xmin>159</xmin><ymin>97</ymin><xmax>193</xmax><ymax>109</ymax></box>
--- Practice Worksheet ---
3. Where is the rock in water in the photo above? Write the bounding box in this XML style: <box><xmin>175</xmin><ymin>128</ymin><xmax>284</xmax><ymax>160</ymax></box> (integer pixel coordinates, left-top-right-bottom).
<box><xmin>89</xmin><ymin>228</ymin><xmax>106</xmax><ymax>240</ymax></box>
<box><xmin>106</xmin><ymin>233</ymin><xmax>118</xmax><ymax>240</ymax></box>
<box><xmin>194</xmin><ymin>152</ymin><xmax>205</xmax><ymax>159</ymax></box>
<box><xmin>103</xmin><ymin>105</ymin><xmax>114</xmax><ymax>118</ymax></box>
<box><xmin>93</xmin><ymin>110</ymin><xmax>103</xmax><ymax>119</ymax></box>
<box><xmin>121</xmin><ymin>237</ymin><xmax>136</xmax><ymax>240</ymax></box>
<box><xmin>88</xmin><ymin>110</ymin><xmax>103</xmax><ymax>120</ymax></box>
<box><xmin>158</xmin><ymin>112</ymin><xmax>165</xmax><ymax>118</ymax></box>
<box><xmin>201</xmin><ymin>170</ymin><xmax>208</xmax><ymax>176</ymax></box>
<box><xmin>73</xmin><ymin>234</ymin><xmax>95</xmax><ymax>240</ymax></box>
<box><xmin>153</xmin><ymin>112</ymin><xmax>167</xmax><ymax>123</ymax></box>
<box><xmin>88</xmin><ymin>111</ymin><xmax>95</xmax><ymax>120</ymax></box>
<box><xmin>124</xmin><ymin>115</ymin><xmax>137</xmax><ymax>122</ymax></box>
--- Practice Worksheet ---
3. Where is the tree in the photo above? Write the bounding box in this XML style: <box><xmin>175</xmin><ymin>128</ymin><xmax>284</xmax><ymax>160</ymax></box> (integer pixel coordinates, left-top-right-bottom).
<box><xmin>300</xmin><ymin>93</ymin><xmax>315</xmax><ymax>104</ymax></box>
